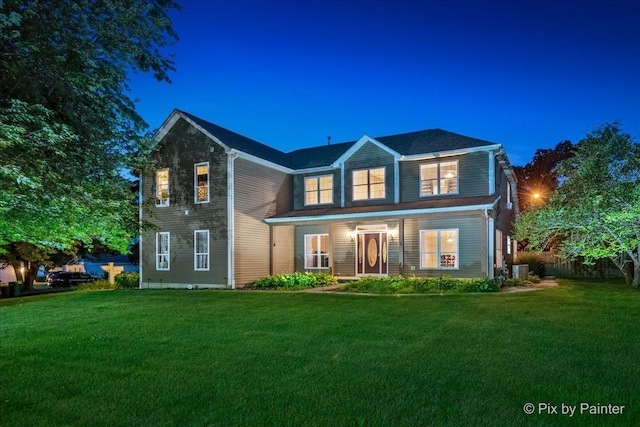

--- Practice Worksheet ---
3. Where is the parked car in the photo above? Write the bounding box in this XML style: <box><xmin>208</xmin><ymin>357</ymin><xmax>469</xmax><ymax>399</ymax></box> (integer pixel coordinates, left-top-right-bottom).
<box><xmin>47</xmin><ymin>272</ymin><xmax>94</xmax><ymax>288</ymax></box>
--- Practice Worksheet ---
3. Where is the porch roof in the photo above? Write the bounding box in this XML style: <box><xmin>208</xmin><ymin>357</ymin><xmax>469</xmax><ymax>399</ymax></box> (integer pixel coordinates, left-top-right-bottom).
<box><xmin>265</xmin><ymin>195</ymin><xmax>499</xmax><ymax>223</ymax></box>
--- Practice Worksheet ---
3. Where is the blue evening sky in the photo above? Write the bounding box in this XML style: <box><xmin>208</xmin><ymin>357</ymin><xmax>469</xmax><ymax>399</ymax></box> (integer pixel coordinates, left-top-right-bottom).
<box><xmin>129</xmin><ymin>0</ymin><xmax>640</xmax><ymax>166</ymax></box>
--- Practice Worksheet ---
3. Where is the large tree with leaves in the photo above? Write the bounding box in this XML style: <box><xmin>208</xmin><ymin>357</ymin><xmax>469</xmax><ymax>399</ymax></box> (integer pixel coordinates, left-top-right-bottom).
<box><xmin>515</xmin><ymin>123</ymin><xmax>640</xmax><ymax>288</ymax></box>
<box><xmin>0</xmin><ymin>0</ymin><xmax>180</xmax><ymax>288</ymax></box>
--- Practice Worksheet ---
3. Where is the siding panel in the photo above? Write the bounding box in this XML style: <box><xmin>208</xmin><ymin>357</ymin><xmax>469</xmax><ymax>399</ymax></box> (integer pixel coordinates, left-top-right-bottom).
<box><xmin>234</xmin><ymin>158</ymin><xmax>291</xmax><ymax>286</ymax></box>
<box><xmin>344</xmin><ymin>142</ymin><xmax>395</xmax><ymax>207</ymax></box>
<box><xmin>141</xmin><ymin>117</ymin><xmax>228</xmax><ymax>288</ymax></box>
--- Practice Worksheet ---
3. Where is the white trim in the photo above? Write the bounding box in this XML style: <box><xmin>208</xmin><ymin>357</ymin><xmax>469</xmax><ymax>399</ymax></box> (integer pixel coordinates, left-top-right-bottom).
<box><xmin>394</xmin><ymin>160</ymin><xmax>400</xmax><ymax>204</ymax></box>
<box><xmin>419</xmin><ymin>228</ymin><xmax>459</xmax><ymax>270</ymax></box>
<box><xmin>194</xmin><ymin>162</ymin><xmax>210</xmax><ymax>204</ymax></box>
<box><xmin>264</xmin><ymin>203</ymin><xmax>496</xmax><ymax>223</ymax></box>
<box><xmin>419</xmin><ymin>160</ymin><xmax>459</xmax><ymax>197</ymax></box>
<box><xmin>227</xmin><ymin>150</ymin><xmax>238</xmax><ymax>288</ymax></box>
<box><xmin>293</xmin><ymin>165</ymin><xmax>337</xmax><ymax>174</ymax></box>
<box><xmin>332</xmin><ymin>135</ymin><xmax>401</xmax><ymax>167</ymax></box>
<box><xmin>155</xmin><ymin>232</ymin><xmax>170</xmax><ymax>271</ymax></box>
<box><xmin>194</xmin><ymin>229</ymin><xmax>210</xmax><ymax>271</ymax></box>
<box><xmin>352</xmin><ymin>166</ymin><xmax>386</xmax><ymax>201</ymax></box>
<box><xmin>340</xmin><ymin>163</ymin><xmax>345</xmax><ymax>207</ymax></box>
<box><xmin>155</xmin><ymin>168</ymin><xmax>170</xmax><ymax>207</ymax></box>
<box><xmin>304</xmin><ymin>174</ymin><xmax>334</xmax><ymax>206</ymax></box>
<box><xmin>153</xmin><ymin>109</ymin><xmax>182</xmax><ymax>142</ymax></box>
<box><xmin>398</xmin><ymin>144</ymin><xmax>502</xmax><ymax>161</ymax></box>
<box><xmin>235</xmin><ymin>150</ymin><xmax>294</xmax><ymax>174</ymax></box>
<box><xmin>487</xmin><ymin>214</ymin><xmax>495</xmax><ymax>279</ymax></box>
<box><xmin>303</xmin><ymin>234</ymin><xmax>330</xmax><ymax>269</ymax></box>
<box><xmin>489</xmin><ymin>150</ymin><xmax>496</xmax><ymax>195</ymax></box>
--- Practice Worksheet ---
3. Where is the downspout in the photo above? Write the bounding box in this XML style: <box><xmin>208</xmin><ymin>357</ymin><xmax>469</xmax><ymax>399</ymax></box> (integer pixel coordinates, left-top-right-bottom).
<box><xmin>227</xmin><ymin>150</ymin><xmax>238</xmax><ymax>289</ymax></box>
<box><xmin>485</xmin><ymin>208</ymin><xmax>495</xmax><ymax>279</ymax></box>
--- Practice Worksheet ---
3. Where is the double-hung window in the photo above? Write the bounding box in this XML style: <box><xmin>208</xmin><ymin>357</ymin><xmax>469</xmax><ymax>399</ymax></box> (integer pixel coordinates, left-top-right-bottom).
<box><xmin>305</xmin><ymin>175</ymin><xmax>333</xmax><ymax>205</ymax></box>
<box><xmin>195</xmin><ymin>162</ymin><xmax>209</xmax><ymax>203</ymax></box>
<box><xmin>194</xmin><ymin>230</ymin><xmax>209</xmax><ymax>271</ymax></box>
<box><xmin>156</xmin><ymin>232</ymin><xmax>170</xmax><ymax>270</ymax></box>
<box><xmin>420</xmin><ymin>161</ymin><xmax>458</xmax><ymax>196</ymax></box>
<box><xmin>353</xmin><ymin>167</ymin><xmax>385</xmax><ymax>201</ymax></box>
<box><xmin>156</xmin><ymin>169</ymin><xmax>170</xmax><ymax>206</ymax></box>
<box><xmin>304</xmin><ymin>234</ymin><xmax>329</xmax><ymax>269</ymax></box>
<box><xmin>420</xmin><ymin>229</ymin><xmax>458</xmax><ymax>269</ymax></box>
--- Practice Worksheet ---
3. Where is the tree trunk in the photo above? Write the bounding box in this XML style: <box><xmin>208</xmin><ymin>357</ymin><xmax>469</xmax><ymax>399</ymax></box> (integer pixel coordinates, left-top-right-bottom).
<box><xmin>631</xmin><ymin>262</ymin><xmax>640</xmax><ymax>289</ymax></box>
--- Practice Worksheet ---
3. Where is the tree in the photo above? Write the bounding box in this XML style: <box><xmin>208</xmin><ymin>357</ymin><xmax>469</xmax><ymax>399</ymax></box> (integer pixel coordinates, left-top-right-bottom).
<box><xmin>0</xmin><ymin>0</ymin><xmax>180</xmax><ymax>289</ymax></box>
<box><xmin>515</xmin><ymin>123</ymin><xmax>640</xmax><ymax>288</ymax></box>
<box><xmin>513</xmin><ymin>140</ymin><xmax>574</xmax><ymax>211</ymax></box>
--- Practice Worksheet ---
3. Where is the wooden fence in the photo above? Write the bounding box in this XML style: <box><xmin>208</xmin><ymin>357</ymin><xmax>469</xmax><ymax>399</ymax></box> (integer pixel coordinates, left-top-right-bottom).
<box><xmin>540</xmin><ymin>252</ymin><xmax>624</xmax><ymax>278</ymax></box>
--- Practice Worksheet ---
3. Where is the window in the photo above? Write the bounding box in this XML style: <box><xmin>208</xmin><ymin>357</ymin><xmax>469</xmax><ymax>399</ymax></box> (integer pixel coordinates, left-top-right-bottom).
<box><xmin>506</xmin><ymin>235</ymin><xmax>512</xmax><ymax>255</ymax></box>
<box><xmin>507</xmin><ymin>181</ymin><xmax>512</xmax><ymax>208</ymax></box>
<box><xmin>194</xmin><ymin>230</ymin><xmax>209</xmax><ymax>271</ymax></box>
<box><xmin>353</xmin><ymin>167</ymin><xmax>385</xmax><ymax>201</ymax></box>
<box><xmin>156</xmin><ymin>169</ymin><xmax>170</xmax><ymax>206</ymax></box>
<box><xmin>420</xmin><ymin>161</ymin><xmax>458</xmax><ymax>196</ymax></box>
<box><xmin>420</xmin><ymin>229</ymin><xmax>458</xmax><ymax>269</ymax></box>
<box><xmin>304</xmin><ymin>234</ymin><xmax>329</xmax><ymax>269</ymax></box>
<box><xmin>305</xmin><ymin>175</ymin><xmax>333</xmax><ymax>205</ymax></box>
<box><xmin>195</xmin><ymin>162</ymin><xmax>209</xmax><ymax>203</ymax></box>
<box><xmin>156</xmin><ymin>232</ymin><xmax>170</xmax><ymax>270</ymax></box>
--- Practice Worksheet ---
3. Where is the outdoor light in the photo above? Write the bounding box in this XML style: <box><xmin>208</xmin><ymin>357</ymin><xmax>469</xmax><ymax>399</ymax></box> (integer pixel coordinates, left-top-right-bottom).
<box><xmin>348</xmin><ymin>230</ymin><xmax>356</xmax><ymax>242</ymax></box>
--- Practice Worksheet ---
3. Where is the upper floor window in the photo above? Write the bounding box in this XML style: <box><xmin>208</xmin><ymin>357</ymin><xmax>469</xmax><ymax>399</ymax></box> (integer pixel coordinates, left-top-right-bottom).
<box><xmin>156</xmin><ymin>169</ymin><xmax>170</xmax><ymax>206</ymax></box>
<box><xmin>420</xmin><ymin>160</ymin><xmax>458</xmax><ymax>196</ymax></box>
<box><xmin>420</xmin><ymin>229</ymin><xmax>458</xmax><ymax>269</ymax></box>
<box><xmin>507</xmin><ymin>181</ymin><xmax>513</xmax><ymax>208</ymax></box>
<box><xmin>305</xmin><ymin>234</ymin><xmax>329</xmax><ymax>269</ymax></box>
<box><xmin>353</xmin><ymin>167</ymin><xmax>385</xmax><ymax>201</ymax></box>
<box><xmin>305</xmin><ymin>175</ymin><xmax>333</xmax><ymax>205</ymax></box>
<box><xmin>156</xmin><ymin>232</ymin><xmax>170</xmax><ymax>270</ymax></box>
<box><xmin>195</xmin><ymin>162</ymin><xmax>209</xmax><ymax>203</ymax></box>
<box><xmin>194</xmin><ymin>229</ymin><xmax>209</xmax><ymax>271</ymax></box>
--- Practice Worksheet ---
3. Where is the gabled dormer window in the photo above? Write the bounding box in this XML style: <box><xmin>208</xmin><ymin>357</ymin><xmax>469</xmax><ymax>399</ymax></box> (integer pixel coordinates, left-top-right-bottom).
<box><xmin>156</xmin><ymin>169</ymin><xmax>170</xmax><ymax>206</ymax></box>
<box><xmin>420</xmin><ymin>161</ymin><xmax>458</xmax><ymax>196</ymax></box>
<box><xmin>195</xmin><ymin>162</ymin><xmax>209</xmax><ymax>203</ymax></box>
<box><xmin>353</xmin><ymin>167</ymin><xmax>385</xmax><ymax>201</ymax></box>
<box><xmin>305</xmin><ymin>175</ymin><xmax>333</xmax><ymax>205</ymax></box>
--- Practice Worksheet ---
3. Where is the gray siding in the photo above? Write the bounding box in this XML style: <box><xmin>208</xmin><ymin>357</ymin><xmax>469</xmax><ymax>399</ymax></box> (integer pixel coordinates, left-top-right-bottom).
<box><xmin>233</xmin><ymin>158</ymin><xmax>291</xmax><ymax>286</ymax></box>
<box><xmin>344</xmin><ymin>142</ymin><xmax>395</xmax><ymax>207</ymax></box>
<box><xmin>141</xmin><ymin>117</ymin><xmax>228</xmax><ymax>288</ymax></box>
<box><xmin>400</xmin><ymin>151</ymin><xmax>490</xmax><ymax>202</ymax></box>
<box><xmin>402</xmin><ymin>212</ymin><xmax>486</xmax><ymax>278</ymax></box>
<box><xmin>332</xmin><ymin>222</ymin><xmax>356</xmax><ymax>277</ymax></box>
<box><xmin>292</xmin><ymin>170</ymin><xmax>340</xmax><ymax>210</ymax></box>
<box><xmin>494</xmin><ymin>159</ymin><xmax>517</xmax><ymax>265</ymax></box>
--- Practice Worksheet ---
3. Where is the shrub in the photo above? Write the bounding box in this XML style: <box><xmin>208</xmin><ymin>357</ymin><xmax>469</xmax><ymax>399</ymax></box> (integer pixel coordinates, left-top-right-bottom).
<box><xmin>115</xmin><ymin>272</ymin><xmax>139</xmax><ymax>289</ymax></box>
<box><xmin>340</xmin><ymin>275</ymin><xmax>499</xmax><ymax>294</ymax></box>
<box><xmin>252</xmin><ymin>272</ymin><xmax>338</xmax><ymax>290</ymax></box>
<box><xmin>77</xmin><ymin>280</ymin><xmax>115</xmax><ymax>291</ymax></box>
<box><xmin>515</xmin><ymin>252</ymin><xmax>547</xmax><ymax>277</ymax></box>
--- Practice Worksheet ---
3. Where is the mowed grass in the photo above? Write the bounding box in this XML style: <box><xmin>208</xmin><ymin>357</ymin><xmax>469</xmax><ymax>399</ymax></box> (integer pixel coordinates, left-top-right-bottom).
<box><xmin>1</xmin><ymin>279</ymin><xmax>638</xmax><ymax>426</ymax></box>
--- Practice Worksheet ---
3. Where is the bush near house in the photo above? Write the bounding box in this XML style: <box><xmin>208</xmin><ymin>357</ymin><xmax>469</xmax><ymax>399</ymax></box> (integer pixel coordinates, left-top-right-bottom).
<box><xmin>76</xmin><ymin>280</ymin><xmax>115</xmax><ymax>291</ymax></box>
<box><xmin>515</xmin><ymin>252</ymin><xmax>547</xmax><ymax>277</ymax></box>
<box><xmin>252</xmin><ymin>272</ymin><xmax>338</xmax><ymax>290</ymax></box>
<box><xmin>114</xmin><ymin>272</ymin><xmax>139</xmax><ymax>289</ymax></box>
<box><xmin>340</xmin><ymin>275</ymin><xmax>499</xmax><ymax>294</ymax></box>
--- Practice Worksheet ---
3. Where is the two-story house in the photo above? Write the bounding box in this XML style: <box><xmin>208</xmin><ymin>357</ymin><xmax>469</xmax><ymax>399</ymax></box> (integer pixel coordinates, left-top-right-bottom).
<box><xmin>140</xmin><ymin>109</ymin><xmax>518</xmax><ymax>288</ymax></box>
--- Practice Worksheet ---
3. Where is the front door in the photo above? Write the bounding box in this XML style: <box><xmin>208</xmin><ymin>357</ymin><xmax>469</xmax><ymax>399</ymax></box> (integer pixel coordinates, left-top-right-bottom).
<box><xmin>357</xmin><ymin>231</ymin><xmax>388</xmax><ymax>275</ymax></box>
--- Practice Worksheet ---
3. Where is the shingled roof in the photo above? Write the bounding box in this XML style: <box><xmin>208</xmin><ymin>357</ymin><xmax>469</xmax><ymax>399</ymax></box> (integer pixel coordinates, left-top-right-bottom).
<box><xmin>177</xmin><ymin>110</ymin><xmax>501</xmax><ymax>170</ymax></box>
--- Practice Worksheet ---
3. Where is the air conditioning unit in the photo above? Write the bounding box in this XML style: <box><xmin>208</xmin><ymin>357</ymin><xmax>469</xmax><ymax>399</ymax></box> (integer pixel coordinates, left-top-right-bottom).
<box><xmin>512</xmin><ymin>264</ymin><xmax>529</xmax><ymax>279</ymax></box>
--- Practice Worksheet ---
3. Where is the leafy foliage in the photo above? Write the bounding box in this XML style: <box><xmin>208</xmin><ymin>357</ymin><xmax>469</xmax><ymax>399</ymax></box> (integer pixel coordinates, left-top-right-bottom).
<box><xmin>77</xmin><ymin>279</ymin><xmax>115</xmax><ymax>291</ymax></box>
<box><xmin>252</xmin><ymin>272</ymin><xmax>338</xmax><ymax>290</ymax></box>
<box><xmin>512</xmin><ymin>141</ymin><xmax>574</xmax><ymax>211</ymax></box>
<box><xmin>515</xmin><ymin>123</ymin><xmax>640</xmax><ymax>288</ymax></box>
<box><xmin>0</xmin><ymin>0</ymin><xmax>180</xmax><ymax>254</ymax></box>
<box><xmin>340</xmin><ymin>275</ymin><xmax>499</xmax><ymax>294</ymax></box>
<box><xmin>114</xmin><ymin>272</ymin><xmax>139</xmax><ymax>289</ymax></box>
<box><xmin>515</xmin><ymin>252</ymin><xmax>547</xmax><ymax>277</ymax></box>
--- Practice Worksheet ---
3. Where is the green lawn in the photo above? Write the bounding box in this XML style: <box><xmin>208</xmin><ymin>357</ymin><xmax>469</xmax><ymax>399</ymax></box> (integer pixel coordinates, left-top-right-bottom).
<box><xmin>1</xmin><ymin>279</ymin><xmax>637</xmax><ymax>426</ymax></box>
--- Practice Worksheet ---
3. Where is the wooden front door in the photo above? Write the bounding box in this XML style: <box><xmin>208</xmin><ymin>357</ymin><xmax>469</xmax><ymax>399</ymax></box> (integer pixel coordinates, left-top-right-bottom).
<box><xmin>357</xmin><ymin>231</ymin><xmax>388</xmax><ymax>275</ymax></box>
